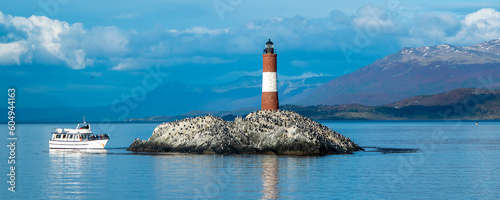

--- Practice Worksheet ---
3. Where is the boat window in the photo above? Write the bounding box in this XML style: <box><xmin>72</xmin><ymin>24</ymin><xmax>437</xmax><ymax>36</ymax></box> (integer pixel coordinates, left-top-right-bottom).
<box><xmin>69</xmin><ymin>135</ymin><xmax>73</xmax><ymax>139</ymax></box>
<box><xmin>62</xmin><ymin>135</ymin><xmax>66</xmax><ymax>139</ymax></box>
<box><xmin>79</xmin><ymin>124</ymin><xmax>90</xmax><ymax>129</ymax></box>
<box><xmin>56</xmin><ymin>135</ymin><xmax>61</xmax><ymax>139</ymax></box>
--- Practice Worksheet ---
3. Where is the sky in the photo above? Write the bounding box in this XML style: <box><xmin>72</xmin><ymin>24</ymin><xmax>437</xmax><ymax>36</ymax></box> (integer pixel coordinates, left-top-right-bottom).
<box><xmin>2</xmin><ymin>0</ymin><xmax>500</xmax><ymax>108</ymax></box>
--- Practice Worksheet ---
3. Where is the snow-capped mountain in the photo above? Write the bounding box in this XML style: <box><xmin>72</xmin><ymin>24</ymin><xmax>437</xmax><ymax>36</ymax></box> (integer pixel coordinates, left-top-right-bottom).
<box><xmin>293</xmin><ymin>39</ymin><xmax>500</xmax><ymax>106</ymax></box>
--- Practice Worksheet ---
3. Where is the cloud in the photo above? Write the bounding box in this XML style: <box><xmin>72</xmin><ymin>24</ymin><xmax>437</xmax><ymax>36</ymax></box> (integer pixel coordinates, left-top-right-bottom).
<box><xmin>81</xmin><ymin>26</ymin><xmax>130</xmax><ymax>57</ymax></box>
<box><xmin>290</xmin><ymin>59</ymin><xmax>308</xmax><ymax>67</ymax></box>
<box><xmin>111</xmin><ymin>56</ymin><xmax>231</xmax><ymax>71</ymax></box>
<box><xmin>402</xmin><ymin>8</ymin><xmax>500</xmax><ymax>47</ymax></box>
<box><xmin>111</xmin><ymin>57</ymin><xmax>146</xmax><ymax>71</ymax></box>
<box><xmin>353</xmin><ymin>5</ymin><xmax>396</xmax><ymax>31</ymax></box>
<box><xmin>3</xmin><ymin>7</ymin><xmax>500</xmax><ymax>73</ymax></box>
<box><xmin>0</xmin><ymin>41</ymin><xmax>28</xmax><ymax>65</ymax></box>
<box><xmin>167</xmin><ymin>26</ymin><xmax>230</xmax><ymax>35</ymax></box>
<box><xmin>216</xmin><ymin>70</ymin><xmax>262</xmax><ymax>82</ymax></box>
<box><xmin>329</xmin><ymin>9</ymin><xmax>351</xmax><ymax>25</ymax></box>
<box><xmin>0</xmin><ymin>7</ymin><xmax>403</xmax><ymax>70</ymax></box>
<box><xmin>458</xmin><ymin>8</ymin><xmax>500</xmax><ymax>41</ymax></box>
<box><xmin>0</xmin><ymin>11</ymin><xmax>129</xmax><ymax>69</ymax></box>
<box><xmin>279</xmin><ymin>72</ymin><xmax>330</xmax><ymax>81</ymax></box>
<box><xmin>112</xmin><ymin>12</ymin><xmax>142</xmax><ymax>19</ymax></box>
<box><xmin>184</xmin><ymin>26</ymin><xmax>229</xmax><ymax>35</ymax></box>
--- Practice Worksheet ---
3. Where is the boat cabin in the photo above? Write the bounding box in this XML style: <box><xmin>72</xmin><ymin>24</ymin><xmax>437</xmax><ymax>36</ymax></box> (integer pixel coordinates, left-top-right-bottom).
<box><xmin>50</xmin><ymin>123</ymin><xmax>109</xmax><ymax>141</ymax></box>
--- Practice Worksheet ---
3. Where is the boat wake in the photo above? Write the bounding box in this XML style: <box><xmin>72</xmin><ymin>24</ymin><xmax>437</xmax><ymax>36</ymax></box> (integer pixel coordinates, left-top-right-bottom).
<box><xmin>362</xmin><ymin>147</ymin><xmax>419</xmax><ymax>154</ymax></box>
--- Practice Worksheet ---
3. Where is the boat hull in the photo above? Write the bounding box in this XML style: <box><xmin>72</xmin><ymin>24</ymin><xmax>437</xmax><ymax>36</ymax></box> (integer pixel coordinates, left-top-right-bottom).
<box><xmin>49</xmin><ymin>139</ymin><xmax>109</xmax><ymax>149</ymax></box>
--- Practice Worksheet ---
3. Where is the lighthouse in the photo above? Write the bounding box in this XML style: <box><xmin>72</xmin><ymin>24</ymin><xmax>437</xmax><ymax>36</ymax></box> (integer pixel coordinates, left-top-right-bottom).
<box><xmin>261</xmin><ymin>39</ymin><xmax>279</xmax><ymax>111</ymax></box>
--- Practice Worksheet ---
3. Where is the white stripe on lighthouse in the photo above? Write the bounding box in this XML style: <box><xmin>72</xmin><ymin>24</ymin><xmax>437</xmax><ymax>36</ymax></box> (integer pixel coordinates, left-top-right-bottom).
<box><xmin>262</xmin><ymin>72</ymin><xmax>277</xmax><ymax>92</ymax></box>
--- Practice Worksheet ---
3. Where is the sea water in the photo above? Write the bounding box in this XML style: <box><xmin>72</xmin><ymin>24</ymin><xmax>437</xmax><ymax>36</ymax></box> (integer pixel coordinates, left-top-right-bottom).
<box><xmin>1</xmin><ymin>121</ymin><xmax>499</xmax><ymax>199</ymax></box>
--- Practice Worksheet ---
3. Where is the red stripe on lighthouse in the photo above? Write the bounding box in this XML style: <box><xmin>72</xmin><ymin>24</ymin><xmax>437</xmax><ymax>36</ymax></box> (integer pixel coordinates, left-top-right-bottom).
<box><xmin>262</xmin><ymin>49</ymin><xmax>278</xmax><ymax>111</ymax></box>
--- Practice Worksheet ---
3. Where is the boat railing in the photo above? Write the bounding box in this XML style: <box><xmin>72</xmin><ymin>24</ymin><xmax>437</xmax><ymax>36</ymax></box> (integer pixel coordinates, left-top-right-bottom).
<box><xmin>90</xmin><ymin>134</ymin><xmax>110</xmax><ymax>140</ymax></box>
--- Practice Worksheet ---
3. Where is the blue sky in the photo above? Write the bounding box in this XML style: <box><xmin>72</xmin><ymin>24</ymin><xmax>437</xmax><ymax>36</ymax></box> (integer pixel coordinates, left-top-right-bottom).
<box><xmin>2</xmin><ymin>0</ymin><xmax>500</xmax><ymax>107</ymax></box>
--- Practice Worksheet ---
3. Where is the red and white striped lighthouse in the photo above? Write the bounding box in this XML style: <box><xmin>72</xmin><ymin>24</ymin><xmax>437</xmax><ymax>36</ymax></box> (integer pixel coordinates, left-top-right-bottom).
<box><xmin>261</xmin><ymin>39</ymin><xmax>279</xmax><ymax>111</ymax></box>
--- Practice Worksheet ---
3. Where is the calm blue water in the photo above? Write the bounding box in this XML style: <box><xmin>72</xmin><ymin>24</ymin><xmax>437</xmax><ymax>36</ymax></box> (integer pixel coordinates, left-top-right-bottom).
<box><xmin>1</xmin><ymin>121</ymin><xmax>499</xmax><ymax>199</ymax></box>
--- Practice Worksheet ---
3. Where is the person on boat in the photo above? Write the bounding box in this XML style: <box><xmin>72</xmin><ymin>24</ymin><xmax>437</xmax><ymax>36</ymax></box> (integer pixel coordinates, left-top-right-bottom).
<box><xmin>79</xmin><ymin>124</ymin><xmax>89</xmax><ymax>129</ymax></box>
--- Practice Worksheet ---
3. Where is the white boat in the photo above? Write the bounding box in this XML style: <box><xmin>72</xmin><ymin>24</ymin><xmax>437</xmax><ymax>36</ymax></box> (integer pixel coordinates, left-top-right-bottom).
<box><xmin>49</xmin><ymin>117</ymin><xmax>109</xmax><ymax>149</ymax></box>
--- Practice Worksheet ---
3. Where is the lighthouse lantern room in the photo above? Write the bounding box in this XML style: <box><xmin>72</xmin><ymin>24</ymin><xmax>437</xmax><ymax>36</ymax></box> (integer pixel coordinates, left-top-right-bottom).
<box><xmin>264</xmin><ymin>39</ymin><xmax>274</xmax><ymax>54</ymax></box>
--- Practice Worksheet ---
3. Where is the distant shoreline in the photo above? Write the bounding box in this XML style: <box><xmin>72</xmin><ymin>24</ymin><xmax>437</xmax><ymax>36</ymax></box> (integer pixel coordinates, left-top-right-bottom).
<box><xmin>5</xmin><ymin>119</ymin><xmax>500</xmax><ymax>124</ymax></box>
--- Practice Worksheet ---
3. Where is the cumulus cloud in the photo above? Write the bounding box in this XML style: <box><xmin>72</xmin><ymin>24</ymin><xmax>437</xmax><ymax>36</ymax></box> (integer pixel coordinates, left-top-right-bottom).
<box><xmin>458</xmin><ymin>8</ymin><xmax>500</xmax><ymax>42</ymax></box>
<box><xmin>463</xmin><ymin>8</ymin><xmax>500</xmax><ymax>29</ymax></box>
<box><xmin>5</xmin><ymin>14</ymin><xmax>88</xmax><ymax>69</ymax></box>
<box><xmin>0</xmin><ymin>41</ymin><xmax>28</xmax><ymax>65</ymax></box>
<box><xmin>0</xmin><ymin>11</ymin><xmax>130</xmax><ymax>69</ymax></box>
<box><xmin>402</xmin><ymin>8</ymin><xmax>500</xmax><ymax>47</ymax></box>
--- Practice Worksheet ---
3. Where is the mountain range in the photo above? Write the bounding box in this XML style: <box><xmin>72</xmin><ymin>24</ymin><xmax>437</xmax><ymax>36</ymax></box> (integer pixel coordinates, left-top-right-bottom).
<box><xmin>293</xmin><ymin>39</ymin><xmax>500</xmax><ymax>106</ymax></box>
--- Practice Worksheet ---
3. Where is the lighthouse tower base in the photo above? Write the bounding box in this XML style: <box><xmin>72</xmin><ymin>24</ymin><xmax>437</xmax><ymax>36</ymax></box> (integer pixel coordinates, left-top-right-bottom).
<box><xmin>261</xmin><ymin>92</ymin><xmax>279</xmax><ymax>111</ymax></box>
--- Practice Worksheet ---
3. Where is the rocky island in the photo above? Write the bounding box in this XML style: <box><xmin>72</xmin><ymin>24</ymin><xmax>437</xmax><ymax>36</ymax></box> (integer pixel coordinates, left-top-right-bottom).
<box><xmin>128</xmin><ymin>110</ymin><xmax>362</xmax><ymax>155</ymax></box>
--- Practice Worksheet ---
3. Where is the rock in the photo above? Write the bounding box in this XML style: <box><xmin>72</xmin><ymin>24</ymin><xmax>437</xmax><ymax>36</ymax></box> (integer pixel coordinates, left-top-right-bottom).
<box><xmin>127</xmin><ymin>110</ymin><xmax>363</xmax><ymax>155</ymax></box>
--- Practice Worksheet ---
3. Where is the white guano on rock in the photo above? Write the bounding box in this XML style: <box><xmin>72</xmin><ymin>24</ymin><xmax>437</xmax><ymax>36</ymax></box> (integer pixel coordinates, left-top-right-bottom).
<box><xmin>128</xmin><ymin>110</ymin><xmax>363</xmax><ymax>155</ymax></box>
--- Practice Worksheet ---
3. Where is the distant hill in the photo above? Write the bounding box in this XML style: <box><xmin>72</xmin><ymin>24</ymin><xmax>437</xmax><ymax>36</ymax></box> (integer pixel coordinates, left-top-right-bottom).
<box><xmin>385</xmin><ymin>88</ymin><xmax>500</xmax><ymax>108</ymax></box>
<box><xmin>284</xmin><ymin>88</ymin><xmax>500</xmax><ymax>120</ymax></box>
<box><xmin>292</xmin><ymin>39</ymin><xmax>500</xmax><ymax>106</ymax></box>
<box><xmin>126</xmin><ymin>88</ymin><xmax>500</xmax><ymax>121</ymax></box>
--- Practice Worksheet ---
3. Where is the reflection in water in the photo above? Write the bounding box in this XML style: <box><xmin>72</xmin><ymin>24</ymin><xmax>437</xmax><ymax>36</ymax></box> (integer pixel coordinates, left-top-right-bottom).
<box><xmin>48</xmin><ymin>150</ymin><xmax>108</xmax><ymax>199</ymax></box>
<box><xmin>3</xmin><ymin>123</ymin><xmax>499</xmax><ymax>199</ymax></box>
<box><xmin>261</xmin><ymin>156</ymin><xmax>280</xmax><ymax>200</ymax></box>
<box><xmin>152</xmin><ymin>154</ymin><xmax>233</xmax><ymax>199</ymax></box>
